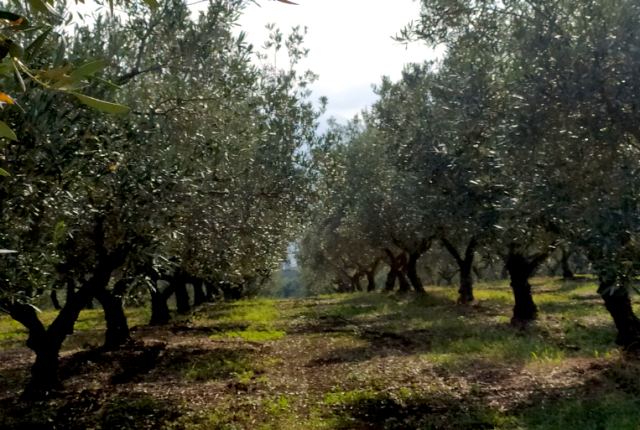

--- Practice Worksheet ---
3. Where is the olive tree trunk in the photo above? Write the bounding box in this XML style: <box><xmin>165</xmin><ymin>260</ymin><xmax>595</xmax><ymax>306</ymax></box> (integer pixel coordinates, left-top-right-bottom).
<box><xmin>599</xmin><ymin>279</ymin><xmax>640</xmax><ymax>350</ymax></box>
<box><xmin>94</xmin><ymin>279</ymin><xmax>130</xmax><ymax>350</ymax></box>
<box><xmin>9</xmin><ymin>257</ymin><xmax>121</xmax><ymax>394</ymax></box>
<box><xmin>561</xmin><ymin>248</ymin><xmax>574</xmax><ymax>280</ymax></box>
<box><xmin>406</xmin><ymin>252</ymin><xmax>425</xmax><ymax>294</ymax></box>
<box><xmin>505</xmin><ymin>248</ymin><xmax>549</xmax><ymax>326</ymax></box>
<box><xmin>174</xmin><ymin>272</ymin><xmax>191</xmax><ymax>314</ymax></box>
<box><xmin>384</xmin><ymin>249</ymin><xmax>400</xmax><ymax>292</ymax></box>
<box><xmin>441</xmin><ymin>237</ymin><xmax>478</xmax><ymax>304</ymax></box>
<box><xmin>192</xmin><ymin>278</ymin><xmax>206</xmax><ymax>307</ymax></box>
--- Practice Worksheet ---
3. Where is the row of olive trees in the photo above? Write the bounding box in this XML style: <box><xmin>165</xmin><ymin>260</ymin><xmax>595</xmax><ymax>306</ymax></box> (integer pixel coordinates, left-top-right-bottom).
<box><xmin>298</xmin><ymin>0</ymin><xmax>640</xmax><ymax>349</ymax></box>
<box><xmin>0</xmin><ymin>0</ymin><xmax>319</xmax><ymax>394</ymax></box>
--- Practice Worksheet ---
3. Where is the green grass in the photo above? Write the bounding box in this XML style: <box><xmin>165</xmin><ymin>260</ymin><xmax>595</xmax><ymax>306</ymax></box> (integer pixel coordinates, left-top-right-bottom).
<box><xmin>211</xmin><ymin>330</ymin><xmax>286</xmax><ymax>342</ymax></box>
<box><xmin>203</xmin><ymin>298</ymin><xmax>288</xmax><ymax>344</ymax></box>
<box><xmin>182</xmin><ymin>352</ymin><xmax>254</xmax><ymax>382</ymax></box>
<box><xmin>3</xmin><ymin>276</ymin><xmax>640</xmax><ymax>430</ymax></box>
<box><xmin>219</xmin><ymin>299</ymin><xmax>280</xmax><ymax>324</ymax></box>
<box><xmin>519</xmin><ymin>393</ymin><xmax>640</xmax><ymax>430</ymax></box>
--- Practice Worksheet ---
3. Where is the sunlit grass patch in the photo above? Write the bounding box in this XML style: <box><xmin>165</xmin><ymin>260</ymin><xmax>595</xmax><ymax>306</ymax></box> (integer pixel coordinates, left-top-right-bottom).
<box><xmin>473</xmin><ymin>289</ymin><xmax>514</xmax><ymax>304</ymax></box>
<box><xmin>219</xmin><ymin>299</ymin><xmax>280</xmax><ymax>324</ymax></box>
<box><xmin>211</xmin><ymin>330</ymin><xmax>285</xmax><ymax>342</ymax></box>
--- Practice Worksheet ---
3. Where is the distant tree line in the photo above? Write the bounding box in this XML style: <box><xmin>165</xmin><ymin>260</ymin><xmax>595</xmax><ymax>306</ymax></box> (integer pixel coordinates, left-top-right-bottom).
<box><xmin>298</xmin><ymin>0</ymin><xmax>640</xmax><ymax>350</ymax></box>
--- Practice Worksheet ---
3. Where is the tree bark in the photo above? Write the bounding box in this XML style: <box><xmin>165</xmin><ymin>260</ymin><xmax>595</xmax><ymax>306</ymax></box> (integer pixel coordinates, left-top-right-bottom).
<box><xmin>204</xmin><ymin>280</ymin><xmax>217</xmax><ymax>302</ymax></box>
<box><xmin>9</xmin><ymin>257</ymin><xmax>119</xmax><ymax>394</ymax></box>
<box><xmin>66</xmin><ymin>278</ymin><xmax>76</xmax><ymax>304</ymax></box>
<box><xmin>147</xmin><ymin>272</ymin><xmax>174</xmax><ymax>326</ymax></box>
<box><xmin>406</xmin><ymin>252</ymin><xmax>425</xmax><ymax>294</ymax></box>
<box><xmin>351</xmin><ymin>274</ymin><xmax>363</xmax><ymax>292</ymax></box>
<box><xmin>598</xmin><ymin>279</ymin><xmax>640</xmax><ymax>350</ymax></box>
<box><xmin>561</xmin><ymin>248</ymin><xmax>574</xmax><ymax>280</ymax></box>
<box><xmin>384</xmin><ymin>249</ymin><xmax>399</xmax><ymax>292</ymax></box>
<box><xmin>366</xmin><ymin>271</ymin><xmax>376</xmax><ymax>292</ymax></box>
<box><xmin>94</xmin><ymin>282</ymin><xmax>130</xmax><ymax>350</ymax></box>
<box><xmin>505</xmin><ymin>249</ymin><xmax>548</xmax><ymax>325</ymax></box>
<box><xmin>174</xmin><ymin>272</ymin><xmax>191</xmax><ymax>314</ymax></box>
<box><xmin>459</xmin><ymin>262</ymin><xmax>474</xmax><ymax>303</ymax></box>
<box><xmin>192</xmin><ymin>278</ymin><xmax>206</xmax><ymax>306</ymax></box>
<box><xmin>398</xmin><ymin>270</ymin><xmax>411</xmax><ymax>293</ymax></box>
<box><xmin>50</xmin><ymin>290</ymin><xmax>61</xmax><ymax>310</ymax></box>
<box><xmin>385</xmin><ymin>269</ymin><xmax>397</xmax><ymax>291</ymax></box>
<box><xmin>149</xmin><ymin>283</ymin><xmax>174</xmax><ymax>326</ymax></box>
<box><xmin>441</xmin><ymin>237</ymin><xmax>477</xmax><ymax>304</ymax></box>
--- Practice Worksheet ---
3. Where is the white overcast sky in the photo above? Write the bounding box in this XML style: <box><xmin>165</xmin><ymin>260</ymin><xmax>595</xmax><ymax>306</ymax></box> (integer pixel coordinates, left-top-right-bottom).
<box><xmin>76</xmin><ymin>0</ymin><xmax>437</xmax><ymax>127</ymax></box>
<box><xmin>229</xmin><ymin>0</ymin><xmax>437</xmax><ymax>127</ymax></box>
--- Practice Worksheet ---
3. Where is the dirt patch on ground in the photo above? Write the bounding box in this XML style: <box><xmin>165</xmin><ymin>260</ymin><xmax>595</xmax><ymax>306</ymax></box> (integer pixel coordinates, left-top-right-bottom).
<box><xmin>1</xmin><ymin>296</ymin><xmax>640</xmax><ymax>429</ymax></box>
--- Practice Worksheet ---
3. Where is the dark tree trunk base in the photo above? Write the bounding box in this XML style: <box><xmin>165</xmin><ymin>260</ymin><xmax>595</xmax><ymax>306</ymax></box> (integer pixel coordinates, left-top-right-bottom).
<box><xmin>407</xmin><ymin>252</ymin><xmax>425</xmax><ymax>294</ymax></box>
<box><xmin>441</xmin><ymin>237</ymin><xmax>477</xmax><ymax>305</ymax></box>
<box><xmin>398</xmin><ymin>270</ymin><xmax>411</xmax><ymax>294</ymax></box>
<box><xmin>95</xmin><ymin>288</ymin><xmax>130</xmax><ymax>350</ymax></box>
<box><xmin>366</xmin><ymin>271</ymin><xmax>376</xmax><ymax>292</ymax></box>
<box><xmin>174</xmin><ymin>275</ymin><xmax>191</xmax><ymax>314</ymax></box>
<box><xmin>509</xmin><ymin>277</ymin><xmax>538</xmax><ymax>325</ymax></box>
<box><xmin>457</xmin><ymin>267</ymin><xmax>474</xmax><ymax>304</ymax></box>
<box><xmin>561</xmin><ymin>249</ymin><xmax>574</xmax><ymax>280</ymax></box>
<box><xmin>385</xmin><ymin>269</ymin><xmax>397</xmax><ymax>292</ymax></box>
<box><xmin>599</xmin><ymin>281</ymin><xmax>640</xmax><ymax>350</ymax></box>
<box><xmin>505</xmin><ymin>250</ymin><xmax>545</xmax><ymax>325</ymax></box>
<box><xmin>150</xmin><ymin>291</ymin><xmax>172</xmax><ymax>326</ymax></box>
<box><xmin>23</xmin><ymin>349</ymin><xmax>61</xmax><ymax>397</ymax></box>
<box><xmin>193</xmin><ymin>279</ymin><xmax>206</xmax><ymax>307</ymax></box>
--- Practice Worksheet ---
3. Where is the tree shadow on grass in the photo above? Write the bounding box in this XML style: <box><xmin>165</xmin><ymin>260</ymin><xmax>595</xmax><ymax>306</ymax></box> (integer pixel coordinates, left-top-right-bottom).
<box><xmin>538</xmin><ymin>298</ymin><xmax>606</xmax><ymax>317</ymax></box>
<box><xmin>327</xmin><ymin>389</ymin><xmax>507</xmax><ymax>430</ymax></box>
<box><xmin>327</xmin><ymin>360</ymin><xmax>640</xmax><ymax>430</ymax></box>
<box><xmin>59</xmin><ymin>340</ymin><xmax>167</xmax><ymax>384</ymax></box>
<box><xmin>556</xmin><ymin>276</ymin><xmax>598</xmax><ymax>293</ymax></box>
<box><xmin>303</xmin><ymin>314</ymin><xmax>613</xmax><ymax>382</ymax></box>
<box><xmin>148</xmin><ymin>343</ymin><xmax>257</xmax><ymax>383</ymax></box>
<box><xmin>0</xmin><ymin>390</ymin><xmax>181</xmax><ymax>430</ymax></box>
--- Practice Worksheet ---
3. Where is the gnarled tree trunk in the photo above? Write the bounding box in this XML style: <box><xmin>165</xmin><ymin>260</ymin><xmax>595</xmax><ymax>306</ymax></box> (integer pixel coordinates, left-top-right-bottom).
<box><xmin>50</xmin><ymin>290</ymin><xmax>61</xmax><ymax>310</ymax></box>
<box><xmin>397</xmin><ymin>253</ymin><xmax>411</xmax><ymax>293</ymax></box>
<box><xmin>364</xmin><ymin>259</ymin><xmax>380</xmax><ymax>292</ymax></box>
<box><xmin>394</xmin><ymin>238</ymin><xmax>432</xmax><ymax>294</ymax></box>
<box><xmin>366</xmin><ymin>271</ymin><xmax>376</xmax><ymax>292</ymax></box>
<box><xmin>406</xmin><ymin>252</ymin><xmax>425</xmax><ymax>294</ymax></box>
<box><xmin>505</xmin><ymin>247</ymin><xmax>549</xmax><ymax>326</ymax></box>
<box><xmin>441</xmin><ymin>237</ymin><xmax>478</xmax><ymax>304</ymax></box>
<box><xmin>147</xmin><ymin>271</ymin><xmax>175</xmax><ymax>326</ymax></box>
<box><xmin>350</xmin><ymin>273</ymin><xmax>363</xmax><ymax>292</ymax></box>
<box><xmin>599</xmin><ymin>279</ymin><xmax>640</xmax><ymax>350</ymax></box>
<box><xmin>10</xmin><ymin>256</ymin><xmax>121</xmax><ymax>394</ymax></box>
<box><xmin>204</xmin><ymin>280</ymin><xmax>217</xmax><ymax>302</ymax></box>
<box><xmin>174</xmin><ymin>272</ymin><xmax>191</xmax><ymax>314</ymax></box>
<box><xmin>192</xmin><ymin>278</ymin><xmax>206</xmax><ymax>307</ymax></box>
<box><xmin>385</xmin><ymin>269</ymin><xmax>397</xmax><ymax>291</ymax></box>
<box><xmin>561</xmin><ymin>248</ymin><xmax>574</xmax><ymax>280</ymax></box>
<box><xmin>94</xmin><ymin>278</ymin><xmax>130</xmax><ymax>350</ymax></box>
<box><xmin>384</xmin><ymin>249</ymin><xmax>400</xmax><ymax>292</ymax></box>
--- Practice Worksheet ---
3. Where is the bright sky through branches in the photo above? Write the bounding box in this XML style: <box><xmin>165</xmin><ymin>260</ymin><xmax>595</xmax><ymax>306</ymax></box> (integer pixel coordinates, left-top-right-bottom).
<box><xmin>232</xmin><ymin>0</ymin><xmax>437</xmax><ymax>127</ymax></box>
<box><xmin>76</xmin><ymin>0</ymin><xmax>437</xmax><ymax>127</ymax></box>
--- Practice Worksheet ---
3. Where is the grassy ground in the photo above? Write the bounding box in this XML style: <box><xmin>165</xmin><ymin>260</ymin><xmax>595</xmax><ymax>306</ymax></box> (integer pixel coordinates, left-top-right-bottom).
<box><xmin>2</xmin><ymin>277</ymin><xmax>640</xmax><ymax>429</ymax></box>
